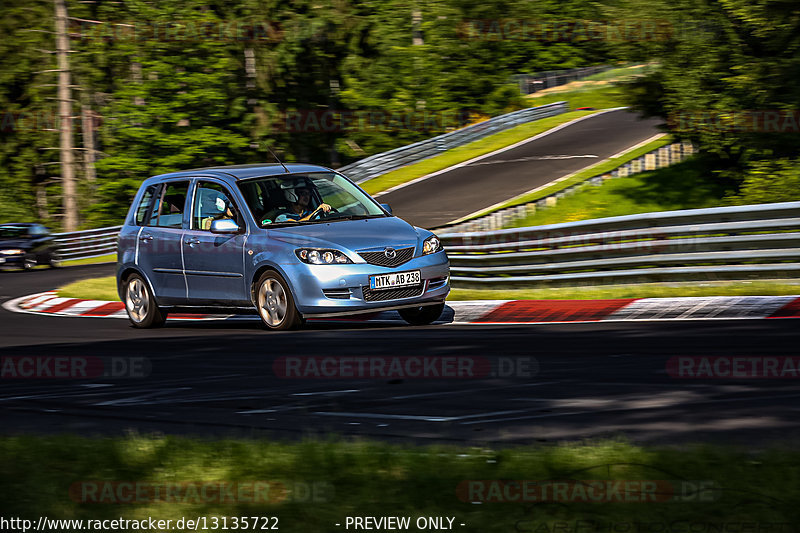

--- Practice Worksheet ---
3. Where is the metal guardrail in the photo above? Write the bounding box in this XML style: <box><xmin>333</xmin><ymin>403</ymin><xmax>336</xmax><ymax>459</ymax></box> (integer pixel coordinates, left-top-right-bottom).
<box><xmin>52</xmin><ymin>225</ymin><xmax>121</xmax><ymax>261</ymax></box>
<box><xmin>439</xmin><ymin>202</ymin><xmax>800</xmax><ymax>287</ymax></box>
<box><xmin>339</xmin><ymin>102</ymin><xmax>568</xmax><ymax>184</ymax></box>
<box><xmin>51</xmin><ymin>203</ymin><xmax>800</xmax><ymax>288</ymax></box>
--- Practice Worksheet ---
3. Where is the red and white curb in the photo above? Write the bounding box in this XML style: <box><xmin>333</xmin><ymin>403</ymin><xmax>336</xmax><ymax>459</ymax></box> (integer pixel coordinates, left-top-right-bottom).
<box><xmin>4</xmin><ymin>291</ymin><xmax>800</xmax><ymax>324</ymax></box>
<box><xmin>3</xmin><ymin>292</ymin><xmax>234</xmax><ymax>321</ymax></box>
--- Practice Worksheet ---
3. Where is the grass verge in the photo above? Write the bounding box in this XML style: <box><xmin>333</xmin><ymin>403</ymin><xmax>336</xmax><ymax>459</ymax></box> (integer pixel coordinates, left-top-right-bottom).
<box><xmin>448</xmin><ymin>280</ymin><xmax>800</xmax><ymax>301</ymax></box>
<box><xmin>526</xmin><ymin>84</ymin><xmax>628</xmax><ymax>111</ymax></box>
<box><xmin>62</xmin><ymin>253</ymin><xmax>117</xmax><ymax>267</ymax></box>
<box><xmin>361</xmin><ymin>109</ymin><xmax>597</xmax><ymax>195</ymax></box>
<box><xmin>58</xmin><ymin>275</ymin><xmax>119</xmax><ymax>301</ymax></box>
<box><xmin>581</xmin><ymin>63</ymin><xmax>653</xmax><ymax>82</ymax></box>
<box><xmin>507</xmin><ymin>156</ymin><xmax>729</xmax><ymax>228</ymax></box>
<box><xmin>457</xmin><ymin>134</ymin><xmax>672</xmax><ymax>222</ymax></box>
<box><xmin>1</xmin><ymin>436</ymin><xmax>797</xmax><ymax>529</ymax></box>
<box><xmin>58</xmin><ymin>276</ymin><xmax>800</xmax><ymax>303</ymax></box>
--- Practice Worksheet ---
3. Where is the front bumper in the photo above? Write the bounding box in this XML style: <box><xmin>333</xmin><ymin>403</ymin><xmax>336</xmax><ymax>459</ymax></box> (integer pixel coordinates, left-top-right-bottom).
<box><xmin>283</xmin><ymin>250</ymin><xmax>450</xmax><ymax>316</ymax></box>
<box><xmin>0</xmin><ymin>255</ymin><xmax>25</xmax><ymax>269</ymax></box>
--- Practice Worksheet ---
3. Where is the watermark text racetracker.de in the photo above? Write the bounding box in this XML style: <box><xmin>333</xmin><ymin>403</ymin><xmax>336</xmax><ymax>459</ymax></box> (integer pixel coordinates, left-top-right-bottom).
<box><xmin>456</xmin><ymin>479</ymin><xmax>719</xmax><ymax>503</ymax></box>
<box><xmin>69</xmin><ymin>480</ymin><xmax>332</xmax><ymax>504</ymax></box>
<box><xmin>273</xmin><ymin>355</ymin><xmax>538</xmax><ymax>379</ymax></box>
<box><xmin>0</xmin><ymin>356</ymin><xmax>150</xmax><ymax>379</ymax></box>
<box><xmin>667</xmin><ymin>356</ymin><xmax>800</xmax><ymax>379</ymax></box>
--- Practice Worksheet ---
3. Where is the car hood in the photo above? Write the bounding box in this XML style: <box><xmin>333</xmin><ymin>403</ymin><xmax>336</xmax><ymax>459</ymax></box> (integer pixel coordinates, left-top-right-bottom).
<box><xmin>0</xmin><ymin>239</ymin><xmax>32</xmax><ymax>251</ymax></box>
<box><xmin>265</xmin><ymin>216</ymin><xmax>422</xmax><ymax>252</ymax></box>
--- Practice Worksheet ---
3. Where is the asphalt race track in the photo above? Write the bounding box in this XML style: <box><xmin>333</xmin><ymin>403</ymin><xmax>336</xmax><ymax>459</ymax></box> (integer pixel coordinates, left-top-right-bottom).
<box><xmin>2</xmin><ymin>265</ymin><xmax>800</xmax><ymax>448</ymax></box>
<box><xmin>378</xmin><ymin>109</ymin><xmax>664</xmax><ymax>229</ymax></box>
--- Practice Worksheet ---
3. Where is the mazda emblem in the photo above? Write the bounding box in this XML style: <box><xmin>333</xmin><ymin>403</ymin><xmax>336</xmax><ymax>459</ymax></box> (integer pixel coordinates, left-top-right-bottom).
<box><xmin>384</xmin><ymin>247</ymin><xmax>396</xmax><ymax>259</ymax></box>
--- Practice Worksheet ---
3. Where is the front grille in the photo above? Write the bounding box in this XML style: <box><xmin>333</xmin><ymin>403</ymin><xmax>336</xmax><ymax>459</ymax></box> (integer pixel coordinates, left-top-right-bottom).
<box><xmin>362</xmin><ymin>283</ymin><xmax>425</xmax><ymax>302</ymax></box>
<box><xmin>358</xmin><ymin>247</ymin><xmax>415</xmax><ymax>267</ymax></box>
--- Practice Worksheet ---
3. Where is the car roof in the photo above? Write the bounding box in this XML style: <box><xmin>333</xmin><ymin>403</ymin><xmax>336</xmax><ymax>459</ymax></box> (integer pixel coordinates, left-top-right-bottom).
<box><xmin>151</xmin><ymin>163</ymin><xmax>335</xmax><ymax>181</ymax></box>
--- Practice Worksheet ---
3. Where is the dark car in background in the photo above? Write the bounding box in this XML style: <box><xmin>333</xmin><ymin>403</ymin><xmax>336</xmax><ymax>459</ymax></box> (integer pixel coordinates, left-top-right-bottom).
<box><xmin>0</xmin><ymin>223</ymin><xmax>61</xmax><ymax>270</ymax></box>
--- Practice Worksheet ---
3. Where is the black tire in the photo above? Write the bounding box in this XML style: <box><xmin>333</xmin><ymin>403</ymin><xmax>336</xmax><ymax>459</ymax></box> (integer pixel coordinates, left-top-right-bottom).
<box><xmin>123</xmin><ymin>274</ymin><xmax>167</xmax><ymax>328</ymax></box>
<box><xmin>255</xmin><ymin>271</ymin><xmax>301</xmax><ymax>330</ymax></box>
<box><xmin>48</xmin><ymin>251</ymin><xmax>62</xmax><ymax>268</ymax></box>
<box><xmin>399</xmin><ymin>303</ymin><xmax>445</xmax><ymax>326</ymax></box>
<box><xmin>22</xmin><ymin>255</ymin><xmax>37</xmax><ymax>271</ymax></box>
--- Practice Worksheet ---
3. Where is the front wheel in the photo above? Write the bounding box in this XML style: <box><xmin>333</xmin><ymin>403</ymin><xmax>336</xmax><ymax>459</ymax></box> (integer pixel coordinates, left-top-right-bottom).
<box><xmin>124</xmin><ymin>274</ymin><xmax>167</xmax><ymax>328</ymax></box>
<box><xmin>255</xmin><ymin>271</ymin><xmax>301</xmax><ymax>330</ymax></box>
<box><xmin>399</xmin><ymin>303</ymin><xmax>445</xmax><ymax>326</ymax></box>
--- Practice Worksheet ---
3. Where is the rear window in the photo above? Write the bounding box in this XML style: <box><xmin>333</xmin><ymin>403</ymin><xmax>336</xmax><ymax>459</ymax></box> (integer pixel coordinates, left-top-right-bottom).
<box><xmin>134</xmin><ymin>185</ymin><xmax>159</xmax><ymax>226</ymax></box>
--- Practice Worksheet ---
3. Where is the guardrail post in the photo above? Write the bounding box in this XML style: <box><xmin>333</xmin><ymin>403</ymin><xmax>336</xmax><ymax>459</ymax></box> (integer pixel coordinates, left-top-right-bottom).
<box><xmin>645</xmin><ymin>153</ymin><xmax>656</xmax><ymax>170</ymax></box>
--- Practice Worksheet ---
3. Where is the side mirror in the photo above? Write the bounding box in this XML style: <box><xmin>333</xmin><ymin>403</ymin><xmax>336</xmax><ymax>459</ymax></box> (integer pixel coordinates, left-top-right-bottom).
<box><xmin>380</xmin><ymin>203</ymin><xmax>393</xmax><ymax>215</ymax></box>
<box><xmin>210</xmin><ymin>219</ymin><xmax>240</xmax><ymax>234</ymax></box>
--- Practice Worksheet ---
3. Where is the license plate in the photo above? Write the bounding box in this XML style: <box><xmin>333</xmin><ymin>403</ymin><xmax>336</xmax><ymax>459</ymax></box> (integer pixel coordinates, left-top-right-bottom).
<box><xmin>370</xmin><ymin>270</ymin><xmax>421</xmax><ymax>290</ymax></box>
<box><xmin>0</xmin><ymin>258</ymin><xmax>5</xmax><ymax>263</ymax></box>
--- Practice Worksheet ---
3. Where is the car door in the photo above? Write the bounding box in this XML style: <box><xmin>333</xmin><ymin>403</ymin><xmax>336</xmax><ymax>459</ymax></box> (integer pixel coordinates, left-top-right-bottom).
<box><xmin>29</xmin><ymin>225</ymin><xmax>53</xmax><ymax>262</ymax></box>
<box><xmin>136</xmin><ymin>180</ymin><xmax>190</xmax><ymax>305</ymax></box>
<box><xmin>182</xmin><ymin>179</ymin><xmax>248</xmax><ymax>305</ymax></box>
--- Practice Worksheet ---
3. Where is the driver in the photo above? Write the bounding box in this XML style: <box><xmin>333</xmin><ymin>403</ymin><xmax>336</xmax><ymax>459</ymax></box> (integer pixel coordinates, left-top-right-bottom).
<box><xmin>275</xmin><ymin>181</ymin><xmax>331</xmax><ymax>222</ymax></box>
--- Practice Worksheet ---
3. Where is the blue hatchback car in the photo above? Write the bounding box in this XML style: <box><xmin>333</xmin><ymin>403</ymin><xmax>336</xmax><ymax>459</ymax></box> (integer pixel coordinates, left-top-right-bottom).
<box><xmin>116</xmin><ymin>163</ymin><xmax>450</xmax><ymax>329</ymax></box>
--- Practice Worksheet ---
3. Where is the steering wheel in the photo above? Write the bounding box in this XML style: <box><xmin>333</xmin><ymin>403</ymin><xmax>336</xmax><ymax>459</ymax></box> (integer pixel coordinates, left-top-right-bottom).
<box><xmin>310</xmin><ymin>206</ymin><xmax>339</xmax><ymax>220</ymax></box>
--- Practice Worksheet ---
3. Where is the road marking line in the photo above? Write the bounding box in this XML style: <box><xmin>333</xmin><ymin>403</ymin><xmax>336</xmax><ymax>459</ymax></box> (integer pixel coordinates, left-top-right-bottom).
<box><xmin>446</xmin><ymin>121</ymin><xmax>667</xmax><ymax>225</ymax></box>
<box><xmin>373</xmin><ymin>108</ymin><xmax>627</xmax><ymax>198</ymax></box>
<box><xmin>606</xmin><ymin>133</ymin><xmax>667</xmax><ymax>159</ymax></box>
<box><xmin>291</xmin><ymin>390</ymin><xmax>360</xmax><ymax>396</ymax></box>
<box><xmin>460</xmin><ymin>391</ymin><xmax>800</xmax><ymax>425</ymax></box>
<box><xmin>313</xmin><ymin>409</ymin><xmax>527</xmax><ymax>423</ymax></box>
<box><xmin>466</xmin><ymin>154</ymin><xmax>598</xmax><ymax>166</ymax></box>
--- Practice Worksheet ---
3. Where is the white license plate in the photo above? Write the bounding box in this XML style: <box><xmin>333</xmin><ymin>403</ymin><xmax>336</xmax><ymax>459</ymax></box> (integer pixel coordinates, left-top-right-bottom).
<box><xmin>0</xmin><ymin>258</ymin><xmax>5</xmax><ymax>263</ymax></box>
<box><xmin>370</xmin><ymin>270</ymin><xmax>421</xmax><ymax>290</ymax></box>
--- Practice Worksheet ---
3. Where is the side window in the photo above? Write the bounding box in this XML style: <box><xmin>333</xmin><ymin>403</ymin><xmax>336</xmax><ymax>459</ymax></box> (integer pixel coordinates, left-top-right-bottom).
<box><xmin>134</xmin><ymin>185</ymin><xmax>159</xmax><ymax>226</ymax></box>
<box><xmin>193</xmin><ymin>181</ymin><xmax>241</xmax><ymax>231</ymax></box>
<box><xmin>150</xmin><ymin>181</ymin><xmax>189</xmax><ymax>228</ymax></box>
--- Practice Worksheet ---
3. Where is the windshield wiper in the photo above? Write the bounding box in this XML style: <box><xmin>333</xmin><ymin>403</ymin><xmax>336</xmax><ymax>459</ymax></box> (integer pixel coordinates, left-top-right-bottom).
<box><xmin>261</xmin><ymin>221</ymin><xmax>302</xmax><ymax>228</ymax></box>
<box><xmin>325</xmin><ymin>214</ymin><xmax>385</xmax><ymax>222</ymax></box>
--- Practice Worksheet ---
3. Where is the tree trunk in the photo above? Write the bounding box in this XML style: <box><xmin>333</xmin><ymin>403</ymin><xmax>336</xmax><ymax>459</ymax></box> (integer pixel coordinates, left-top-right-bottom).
<box><xmin>81</xmin><ymin>102</ymin><xmax>97</xmax><ymax>190</ymax></box>
<box><xmin>55</xmin><ymin>0</ymin><xmax>77</xmax><ymax>231</ymax></box>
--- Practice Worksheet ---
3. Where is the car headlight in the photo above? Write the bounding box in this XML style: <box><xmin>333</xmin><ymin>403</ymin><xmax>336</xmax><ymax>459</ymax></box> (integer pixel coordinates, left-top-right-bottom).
<box><xmin>0</xmin><ymin>249</ymin><xmax>25</xmax><ymax>255</ymax></box>
<box><xmin>422</xmin><ymin>235</ymin><xmax>442</xmax><ymax>255</ymax></box>
<box><xmin>295</xmin><ymin>248</ymin><xmax>353</xmax><ymax>265</ymax></box>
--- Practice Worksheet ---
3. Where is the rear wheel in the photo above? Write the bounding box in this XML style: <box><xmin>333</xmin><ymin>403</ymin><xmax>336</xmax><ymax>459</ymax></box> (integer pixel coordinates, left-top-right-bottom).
<box><xmin>255</xmin><ymin>271</ymin><xmax>301</xmax><ymax>330</ymax></box>
<box><xmin>399</xmin><ymin>303</ymin><xmax>445</xmax><ymax>326</ymax></box>
<box><xmin>124</xmin><ymin>274</ymin><xmax>167</xmax><ymax>328</ymax></box>
<box><xmin>48</xmin><ymin>251</ymin><xmax>62</xmax><ymax>268</ymax></box>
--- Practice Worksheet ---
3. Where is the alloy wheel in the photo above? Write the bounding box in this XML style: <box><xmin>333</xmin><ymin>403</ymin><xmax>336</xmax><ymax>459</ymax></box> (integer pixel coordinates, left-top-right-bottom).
<box><xmin>126</xmin><ymin>277</ymin><xmax>149</xmax><ymax>324</ymax></box>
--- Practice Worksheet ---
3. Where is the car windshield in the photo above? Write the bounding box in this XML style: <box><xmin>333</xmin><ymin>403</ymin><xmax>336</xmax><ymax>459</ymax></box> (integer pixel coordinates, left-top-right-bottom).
<box><xmin>0</xmin><ymin>226</ymin><xmax>28</xmax><ymax>238</ymax></box>
<box><xmin>238</xmin><ymin>172</ymin><xmax>387</xmax><ymax>226</ymax></box>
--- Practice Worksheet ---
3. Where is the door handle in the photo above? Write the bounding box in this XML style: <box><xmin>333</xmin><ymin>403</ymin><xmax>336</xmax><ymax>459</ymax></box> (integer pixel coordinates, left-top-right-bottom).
<box><xmin>185</xmin><ymin>237</ymin><xmax>200</xmax><ymax>245</ymax></box>
<box><xmin>139</xmin><ymin>234</ymin><xmax>153</xmax><ymax>242</ymax></box>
